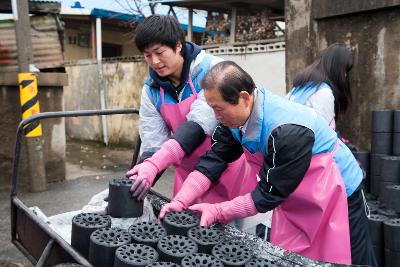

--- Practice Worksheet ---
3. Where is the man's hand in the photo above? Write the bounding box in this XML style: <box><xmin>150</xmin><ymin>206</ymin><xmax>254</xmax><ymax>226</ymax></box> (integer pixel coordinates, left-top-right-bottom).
<box><xmin>127</xmin><ymin>139</ymin><xmax>187</xmax><ymax>200</ymax></box>
<box><xmin>189</xmin><ymin>193</ymin><xmax>258</xmax><ymax>226</ymax></box>
<box><xmin>158</xmin><ymin>170</ymin><xmax>213</xmax><ymax>221</ymax></box>
<box><xmin>126</xmin><ymin>161</ymin><xmax>158</xmax><ymax>200</ymax></box>
<box><xmin>158</xmin><ymin>200</ymin><xmax>187</xmax><ymax>220</ymax></box>
<box><xmin>189</xmin><ymin>203</ymin><xmax>222</xmax><ymax>226</ymax></box>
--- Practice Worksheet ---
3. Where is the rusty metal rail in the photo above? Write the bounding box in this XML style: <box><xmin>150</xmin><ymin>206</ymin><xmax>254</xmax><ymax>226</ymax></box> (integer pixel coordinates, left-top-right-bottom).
<box><xmin>10</xmin><ymin>109</ymin><xmax>139</xmax><ymax>266</ymax></box>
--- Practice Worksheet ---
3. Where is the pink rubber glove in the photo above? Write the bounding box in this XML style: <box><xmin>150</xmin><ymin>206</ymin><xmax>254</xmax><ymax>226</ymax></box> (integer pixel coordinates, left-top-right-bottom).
<box><xmin>159</xmin><ymin>171</ymin><xmax>212</xmax><ymax>219</ymax></box>
<box><xmin>126</xmin><ymin>139</ymin><xmax>185</xmax><ymax>200</ymax></box>
<box><xmin>189</xmin><ymin>193</ymin><xmax>258</xmax><ymax>226</ymax></box>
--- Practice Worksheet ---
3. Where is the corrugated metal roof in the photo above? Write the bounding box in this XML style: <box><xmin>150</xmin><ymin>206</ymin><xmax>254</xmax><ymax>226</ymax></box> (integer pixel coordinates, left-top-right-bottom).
<box><xmin>180</xmin><ymin>23</ymin><xmax>204</xmax><ymax>33</ymax></box>
<box><xmin>0</xmin><ymin>15</ymin><xmax>63</xmax><ymax>72</ymax></box>
<box><xmin>29</xmin><ymin>0</ymin><xmax>60</xmax><ymax>3</ymax></box>
<box><xmin>90</xmin><ymin>8</ymin><xmax>144</xmax><ymax>22</ymax></box>
<box><xmin>150</xmin><ymin>0</ymin><xmax>284</xmax><ymax>14</ymax></box>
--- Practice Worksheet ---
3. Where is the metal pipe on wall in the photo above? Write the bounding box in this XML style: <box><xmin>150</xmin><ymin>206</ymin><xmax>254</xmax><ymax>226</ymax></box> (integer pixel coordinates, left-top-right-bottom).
<box><xmin>96</xmin><ymin>17</ymin><xmax>109</xmax><ymax>145</ymax></box>
<box><xmin>188</xmin><ymin>8</ymin><xmax>193</xmax><ymax>42</ymax></box>
<box><xmin>230</xmin><ymin>7</ymin><xmax>237</xmax><ymax>44</ymax></box>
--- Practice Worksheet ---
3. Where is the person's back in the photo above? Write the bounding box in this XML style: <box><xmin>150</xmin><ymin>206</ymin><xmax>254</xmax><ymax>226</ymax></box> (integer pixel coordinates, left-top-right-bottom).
<box><xmin>287</xmin><ymin>43</ymin><xmax>353</xmax><ymax>130</ymax></box>
<box><xmin>247</xmin><ymin>87</ymin><xmax>363</xmax><ymax>196</ymax></box>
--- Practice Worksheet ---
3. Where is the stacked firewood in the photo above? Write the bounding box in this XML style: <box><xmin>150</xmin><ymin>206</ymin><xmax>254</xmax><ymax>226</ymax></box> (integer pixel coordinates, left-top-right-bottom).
<box><xmin>236</xmin><ymin>10</ymin><xmax>276</xmax><ymax>42</ymax></box>
<box><xmin>204</xmin><ymin>10</ymin><xmax>276</xmax><ymax>45</ymax></box>
<box><xmin>204</xmin><ymin>13</ymin><xmax>231</xmax><ymax>44</ymax></box>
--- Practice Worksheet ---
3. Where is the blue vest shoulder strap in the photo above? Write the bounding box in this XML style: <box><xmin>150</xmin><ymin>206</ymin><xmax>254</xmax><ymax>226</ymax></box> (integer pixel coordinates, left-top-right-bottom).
<box><xmin>287</xmin><ymin>82</ymin><xmax>331</xmax><ymax>105</ymax></box>
<box><xmin>145</xmin><ymin>53</ymin><xmax>214</xmax><ymax>112</ymax></box>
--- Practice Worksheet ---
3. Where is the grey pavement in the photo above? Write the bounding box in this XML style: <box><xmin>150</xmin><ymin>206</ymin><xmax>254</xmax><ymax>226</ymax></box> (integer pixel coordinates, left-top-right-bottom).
<box><xmin>0</xmin><ymin>140</ymin><xmax>174</xmax><ymax>266</ymax></box>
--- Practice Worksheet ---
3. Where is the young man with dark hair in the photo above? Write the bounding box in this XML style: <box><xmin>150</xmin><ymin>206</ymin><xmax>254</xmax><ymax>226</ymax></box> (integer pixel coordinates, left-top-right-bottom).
<box><xmin>160</xmin><ymin>61</ymin><xmax>376</xmax><ymax>266</ymax></box>
<box><xmin>126</xmin><ymin>16</ymin><xmax>266</xmax><ymax>233</ymax></box>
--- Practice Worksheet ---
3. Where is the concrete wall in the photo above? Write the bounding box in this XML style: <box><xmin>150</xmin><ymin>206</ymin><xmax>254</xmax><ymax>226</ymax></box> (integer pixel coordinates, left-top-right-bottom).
<box><xmin>286</xmin><ymin>0</ymin><xmax>400</xmax><ymax>149</ymax></box>
<box><xmin>65</xmin><ymin>46</ymin><xmax>286</xmax><ymax>145</ymax></box>
<box><xmin>64</xmin><ymin>59</ymin><xmax>147</xmax><ymax>145</ymax></box>
<box><xmin>0</xmin><ymin>85</ymin><xmax>66</xmax><ymax>189</ymax></box>
<box><xmin>206</xmin><ymin>42</ymin><xmax>286</xmax><ymax>96</ymax></box>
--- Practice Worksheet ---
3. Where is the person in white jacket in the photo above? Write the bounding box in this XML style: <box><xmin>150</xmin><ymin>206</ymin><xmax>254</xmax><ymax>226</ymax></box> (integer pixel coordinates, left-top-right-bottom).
<box><xmin>287</xmin><ymin>43</ymin><xmax>353</xmax><ymax>130</ymax></box>
<box><xmin>126</xmin><ymin>16</ymin><xmax>264</xmax><ymax>234</ymax></box>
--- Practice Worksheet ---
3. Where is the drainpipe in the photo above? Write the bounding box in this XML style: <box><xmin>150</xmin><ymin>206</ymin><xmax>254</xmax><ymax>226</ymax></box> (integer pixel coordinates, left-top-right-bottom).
<box><xmin>91</xmin><ymin>18</ymin><xmax>96</xmax><ymax>59</ymax></box>
<box><xmin>188</xmin><ymin>8</ymin><xmax>193</xmax><ymax>42</ymax></box>
<box><xmin>230</xmin><ymin>7</ymin><xmax>237</xmax><ymax>44</ymax></box>
<box><xmin>96</xmin><ymin>17</ymin><xmax>109</xmax><ymax>145</ymax></box>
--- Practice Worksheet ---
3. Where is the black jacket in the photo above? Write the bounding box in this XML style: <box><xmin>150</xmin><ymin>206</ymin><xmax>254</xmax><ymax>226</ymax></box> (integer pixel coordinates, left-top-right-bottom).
<box><xmin>195</xmin><ymin>123</ymin><xmax>315</xmax><ymax>212</ymax></box>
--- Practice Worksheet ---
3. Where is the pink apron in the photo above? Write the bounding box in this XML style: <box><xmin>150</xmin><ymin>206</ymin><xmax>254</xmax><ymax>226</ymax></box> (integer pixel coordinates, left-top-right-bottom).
<box><xmin>270</xmin><ymin>142</ymin><xmax>351</xmax><ymax>264</ymax></box>
<box><xmin>159</xmin><ymin>78</ymin><xmax>258</xmax><ymax>203</ymax></box>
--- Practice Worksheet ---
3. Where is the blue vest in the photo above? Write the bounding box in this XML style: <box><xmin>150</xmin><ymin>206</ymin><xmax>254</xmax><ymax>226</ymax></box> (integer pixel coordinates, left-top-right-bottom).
<box><xmin>231</xmin><ymin>88</ymin><xmax>362</xmax><ymax>196</ymax></box>
<box><xmin>145</xmin><ymin>54</ymin><xmax>213</xmax><ymax>111</ymax></box>
<box><xmin>286</xmin><ymin>82</ymin><xmax>332</xmax><ymax>105</ymax></box>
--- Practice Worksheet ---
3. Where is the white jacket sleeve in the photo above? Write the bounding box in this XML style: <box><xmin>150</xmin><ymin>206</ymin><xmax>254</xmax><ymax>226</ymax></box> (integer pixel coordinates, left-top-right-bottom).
<box><xmin>185</xmin><ymin>51</ymin><xmax>222</xmax><ymax>136</ymax></box>
<box><xmin>305</xmin><ymin>88</ymin><xmax>336</xmax><ymax>129</ymax></box>
<box><xmin>139</xmin><ymin>86</ymin><xmax>171</xmax><ymax>153</ymax></box>
<box><xmin>186</xmin><ymin>90</ymin><xmax>219</xmax><ymax>136</ymax></box>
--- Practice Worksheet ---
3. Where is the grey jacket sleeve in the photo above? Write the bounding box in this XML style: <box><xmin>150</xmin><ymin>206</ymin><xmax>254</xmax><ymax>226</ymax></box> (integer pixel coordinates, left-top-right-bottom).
<box><xmin>139</xmin><ymin>85</ymin><xmax>171</xmax><ymax>154</ymax></box>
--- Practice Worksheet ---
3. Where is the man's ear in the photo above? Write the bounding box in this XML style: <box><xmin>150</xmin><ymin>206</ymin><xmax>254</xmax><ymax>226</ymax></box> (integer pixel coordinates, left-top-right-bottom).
<box><xmin>239</xmin><ymin>91</ymin><xmax>252</xmax><ymax>107</ymax></box>
<box><xmin>176</xmin><ymin>42</ymin><xmax>183</xmax><ymax>53</ymax></box>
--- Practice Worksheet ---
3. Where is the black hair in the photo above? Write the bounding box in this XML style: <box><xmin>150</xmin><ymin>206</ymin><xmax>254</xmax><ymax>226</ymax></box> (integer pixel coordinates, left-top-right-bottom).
<box><xmin>292</xmin><ymin>43</ymin><xmax>353</xmax><ymax>118</ymax></box>
<box><xmin>134</xmin><ymin>15</ymin><xmax>185</xmax><ymax>55</ymax></box>
<box><xmin>201</xmin><ymin>61</ymin><xmax>256</xmax><ymax>104</ymax></box>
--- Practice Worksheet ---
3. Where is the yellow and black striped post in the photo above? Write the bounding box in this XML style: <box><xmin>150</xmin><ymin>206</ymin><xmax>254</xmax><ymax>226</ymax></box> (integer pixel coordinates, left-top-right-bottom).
<box><xmin>18</xmin><ymin>73</ymin><xmax>42</xmax><ymax>137</ymax></box>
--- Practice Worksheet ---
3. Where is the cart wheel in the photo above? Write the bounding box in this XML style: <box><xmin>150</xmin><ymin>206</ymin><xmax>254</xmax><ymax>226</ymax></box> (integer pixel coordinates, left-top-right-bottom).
<box><xmin>212</xmin><ymin>240</ymin><xmax>252</xmax><ymax>267</ymax></box>
<box><xmin>181</xmin><ymin>253</ymin><xmax>224</xmax><ymax>267</ymax></box>
<box><xmin>187</xmin><ymin>226</ymin><xmax>224</xmax><ymax>254</ymax></box>
<box><xmin>71</xmin><ymin>213</ymin><xmax>111</xmax><ymax>258</ymax></box>
<box><xmin>162</xmin><ymin>210</ymin><xmax>199</xmax><ymax>236</ymax></box>
<box><xmin>114</xmin><ymin>243</ymin><xmax>158</xmax><ymax>267</ymax></box>
<box><xmin>157</xmin><ymin>235</ymin><xmax>198</xmax><ymax>264</ymax></box>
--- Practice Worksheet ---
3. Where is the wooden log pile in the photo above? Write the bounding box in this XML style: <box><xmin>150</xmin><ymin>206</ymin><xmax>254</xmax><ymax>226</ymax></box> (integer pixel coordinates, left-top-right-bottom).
<box><xmin>204</xmin><ymin>13</ymin><xmax>231</xmax><ymax>44</ymax></box>
<box><xmin>203</xmin><ymin>10</ymin><xmax>276</xmax><ymax>45</ymax></box>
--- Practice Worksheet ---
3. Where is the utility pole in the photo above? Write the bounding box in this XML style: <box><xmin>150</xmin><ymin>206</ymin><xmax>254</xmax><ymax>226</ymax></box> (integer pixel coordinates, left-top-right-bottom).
<box><xmin>13</xmin><ymin>0</ymin><xmax>47</xmax><ymax>192</ymax></box>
